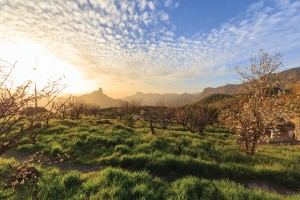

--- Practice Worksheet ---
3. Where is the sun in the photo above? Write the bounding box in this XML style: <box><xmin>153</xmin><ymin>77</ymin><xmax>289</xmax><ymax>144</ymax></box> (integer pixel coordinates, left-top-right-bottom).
<box><xmin>0</xmin><ymin>39</ymin><xmax>95</xmax><ymax>95</ymax></box>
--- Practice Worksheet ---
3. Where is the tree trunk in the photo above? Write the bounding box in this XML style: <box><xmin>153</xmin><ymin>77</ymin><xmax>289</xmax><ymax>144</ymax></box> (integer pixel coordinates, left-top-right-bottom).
<box><xmin>150</xmin><ymin>116</ymin><xmax>156</xmax><ymax>135</ymax></box>
<box><xmin>243</xmin><ymin>139</ymin><xmax>250</xmax><ymax>156</ymax></box>
<box><xmin>250</xmin><ymin>142</ymin><xmax>256</xmax><ymax>156</ymax></box>
<box><xmin>250</xmin><ymin>134</ymin><xmax>259</xmax><ymax>156</ymax></box>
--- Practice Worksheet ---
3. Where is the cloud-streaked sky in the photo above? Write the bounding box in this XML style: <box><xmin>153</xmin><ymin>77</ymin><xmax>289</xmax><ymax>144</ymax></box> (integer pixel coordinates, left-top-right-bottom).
<box><xmin>0</xmin><ymin>0</ymin><xmax>300</xmax><ymax>98</ymax></box>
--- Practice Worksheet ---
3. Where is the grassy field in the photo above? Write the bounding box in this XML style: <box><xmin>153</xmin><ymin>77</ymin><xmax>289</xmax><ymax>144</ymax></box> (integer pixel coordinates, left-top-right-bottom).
<box><xmin>1</xmin><ymin>117</ymin><xmax>300</xmax><ymax>199</ymax></box>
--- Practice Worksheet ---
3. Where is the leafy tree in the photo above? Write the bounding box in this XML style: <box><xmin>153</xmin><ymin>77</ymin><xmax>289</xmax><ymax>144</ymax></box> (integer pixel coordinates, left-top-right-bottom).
<box><xmin>225</xmin><ymin>51</ymin><xmax>297</xmax><ymax>155</ymax></box>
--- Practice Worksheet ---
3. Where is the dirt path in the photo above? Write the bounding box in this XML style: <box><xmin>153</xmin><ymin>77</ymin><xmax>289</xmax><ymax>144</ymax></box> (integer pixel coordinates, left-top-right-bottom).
<box><xmin>3</xmin><ymin>151</ymin><xmax>104</xmax><ymax>173</ymax></box>
<box><xmin>247</xmin><ymin>181</ymin><xmax>298</xmax><ymax>195</ymax></box>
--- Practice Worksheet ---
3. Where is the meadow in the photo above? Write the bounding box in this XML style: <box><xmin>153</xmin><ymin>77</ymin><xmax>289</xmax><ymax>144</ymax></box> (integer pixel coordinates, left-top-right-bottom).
<box><xmin>1</xmin><ymin>116</ymin><xmax>300</xmax><ymax>199</ymax></box>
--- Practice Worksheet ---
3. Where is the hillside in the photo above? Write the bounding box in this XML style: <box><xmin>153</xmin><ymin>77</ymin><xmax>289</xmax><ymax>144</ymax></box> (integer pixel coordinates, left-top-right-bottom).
<box><xmin>196</xmin><ymin>84</ymin><xmax>244</xmax><ymax>100</ymax></box>
<box><xmin>124</xmin><ymin>92</ymin><xmax>196</xmax><ymax>105</ymax></box>
<box><xmin>78</xmin><ymin>88</ymin><xmax>122</xmax><ymax>108</ymax></box>
<box><xmin>194</xmin><ymin>67</ymin><xmax>300</xmax><ymax>100</ymax></box>
<box><xmin>76</xmin><ymin>67</ymin><xmax>300</xmax><ymax>107</ymax></box>
<box><xmin>279</xmin><ymin>67</ymin><xmax>300</xmax><ymax>94</ymax></box>
<box><xmin>279</xmin><ymin>67</ymin><xmax>300</xmax><ymax>83</ymax></box>
<box><xmin>199</xmin><ymin>94</ymin><xmax>233</xmax><ymax>104</ymax></box>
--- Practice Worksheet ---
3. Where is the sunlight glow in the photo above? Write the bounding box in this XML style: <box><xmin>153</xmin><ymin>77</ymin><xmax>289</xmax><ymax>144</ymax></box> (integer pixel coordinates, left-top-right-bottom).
<box><xmin>0</xmin><ymin>38</ymin><xmax>95</xmax><ymax>94</ymax></box>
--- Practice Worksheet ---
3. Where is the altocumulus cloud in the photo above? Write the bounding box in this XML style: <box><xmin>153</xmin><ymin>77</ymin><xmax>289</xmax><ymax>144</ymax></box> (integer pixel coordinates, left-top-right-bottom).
<box><xmin>0</xmin><ymin>0</ymin><xmax>300</xmax><ymax>86</ymax></box>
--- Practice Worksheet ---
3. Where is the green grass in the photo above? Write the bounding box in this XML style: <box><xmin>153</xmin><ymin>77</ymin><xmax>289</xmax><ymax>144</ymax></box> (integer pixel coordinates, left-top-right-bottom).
<box><xmin>2</xmin><ymin>163</ymin><xmax>300</xmax><ymax>200</ymax></box>
<box><xmin>1</xmin><ymin>117</ymin><xmax>300</xmax><ymax>199</ymax></box>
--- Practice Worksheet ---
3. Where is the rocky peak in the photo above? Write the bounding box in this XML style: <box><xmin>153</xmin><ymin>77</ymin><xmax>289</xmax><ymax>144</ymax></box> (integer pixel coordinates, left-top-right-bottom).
<box><xmin>97</xmin><ymin>87</ymin><xmax>103</xmax><ymax>94</ymax></box>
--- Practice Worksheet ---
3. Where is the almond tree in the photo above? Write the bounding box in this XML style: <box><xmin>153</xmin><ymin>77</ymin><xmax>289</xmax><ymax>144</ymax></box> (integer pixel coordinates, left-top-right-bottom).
<box><xmin>67</xmin><ymin>97</ymin><xmax>89</xmax><ymax>119</ymax></box>
<box><xmin>226</xmin><ymin>51</ymin><xmax>297</xmax><ymax>156</ymax></box>
<box><xmin>154</xmin><ymin>99</ymin><xmax>176</xmax><ymax>130</ymax></box>
<box><xmin>0</xmin><ymin>60</ymin><xmax>66</xmax><ymax>155</ymax></box>
<box><xmin>86</xmin><ymin>104</ymin><xmax>102</xmax><ymax>116</ymax></box>
<box><xmin>176</xmin><ymin>104</ymin><xmax>218</xmax><ymax>134</ymax></box>
<box><xmin>115</xmin><ymin>99</ymin><xmax>142</xmax><ymax>127</ymax></box>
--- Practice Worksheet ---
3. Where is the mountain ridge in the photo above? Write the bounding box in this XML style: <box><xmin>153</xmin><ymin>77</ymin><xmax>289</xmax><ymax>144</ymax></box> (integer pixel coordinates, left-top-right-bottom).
<box><xmin>76</xmin><ymin>67</ymin><xmax>300</xmax><ymax>107</ymax></box>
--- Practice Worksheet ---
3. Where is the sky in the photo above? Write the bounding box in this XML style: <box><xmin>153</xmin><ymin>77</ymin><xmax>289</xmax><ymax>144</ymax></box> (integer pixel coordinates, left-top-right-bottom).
<box><xmin>0</xmin><ymin>0</ymin><xmax>300</xmax><ymax>98</ymax></box>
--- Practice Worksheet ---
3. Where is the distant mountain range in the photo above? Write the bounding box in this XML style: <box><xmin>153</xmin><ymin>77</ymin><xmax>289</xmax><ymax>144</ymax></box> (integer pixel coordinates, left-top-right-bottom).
<box><xmin>75</xmin><ymin>67</ymin><xmax>300</xmax><ymax>108</ymax></box>
<box><xmin>125</xmin><ymin>92</ymin><xmax>196</xmax><ymax>105</ymax></box>
<box><xmin>123</xmin><ymin>83</ymin><xmax>244</xmax><ymax>106</ymax></box>
<box><xmin>77</xmin><ymin>88</ymin><xmax>122</xmax><ymax>108</ymax></box>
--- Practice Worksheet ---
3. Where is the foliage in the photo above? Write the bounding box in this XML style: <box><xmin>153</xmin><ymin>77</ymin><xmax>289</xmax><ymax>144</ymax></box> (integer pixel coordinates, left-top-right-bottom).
<box><xmin>224</xmin><ymin>51</ymin><xmax>298</xmax><ymax>155</ymax></box>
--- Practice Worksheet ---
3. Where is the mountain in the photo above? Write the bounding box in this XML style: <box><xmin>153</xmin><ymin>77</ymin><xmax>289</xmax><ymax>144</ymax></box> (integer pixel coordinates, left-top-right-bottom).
<box><xmin>196</xmin><ymin>84</ymin><xmax>244</xmax><ymax>100</ymax></box>
<box><xmin>278</xmin><ymin>67</ymin><xmax>300</xmax><ymax>93</ymax></box>
<box><xmin>75</xmin><ymin>67</ymin><xmax>300</xmax><ymax>107</ymax></box>
<box><xmin>278</xmin><ymin>67</ymin><xmax>300</xmax><ymax>83</ymax></box>
<box><xmin>124</xmin><ymin>92</ymin><xmax>196</xmax><ymax>106</ymax></box>
<box><xmin>124</xmin><ymin>67</ymin><xmax>300</xmax><ymax>105</ymax></box>
<box><xmin>78</xmin><ymin>88</ymin><xmax>122</xmax><ymax>108</ymax></box>
<box><xmin>194</xmin><ymin>93</ymin><xmax>240</xmax><ymax>110</ymax></box>
<box><xmin>195</xmin><ymin>67</ymin><xmax>300</xmax><ymax>99</ymax></box>
<box><xmin>198</xmin><ymin>94</ymin><xmax>234</xmax><ymax>105</ymax></box>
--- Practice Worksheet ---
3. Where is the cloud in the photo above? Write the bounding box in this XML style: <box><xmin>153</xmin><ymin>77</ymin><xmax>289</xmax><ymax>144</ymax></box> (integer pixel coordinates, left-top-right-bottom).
<box><xmin>0</xmin><ymin>0</ymin><xmax>300</xmax><ymax>94</ymax></box>
<box><xmin>165</xmin><ymin>0</ymin><xmax>172</xmax><ymax>7</ymax></box>
<box><xmin>160</xmin><ymin>12</ymin><xmax>169</xmax><ymax>21</ymax></box>
<box><xmin>138</xmin><ymin>0</ymin><xmax>147</xmax><ymax>11</ymax></box>
<box><xmin>247</xmin><ymin>2</ymin><xmax>264</xmax><ymax>13</ymax></box>
<box><xmin>148</xmin><ymin>1</ymin><xmax>155</xmax><ymax>10</ymax></box>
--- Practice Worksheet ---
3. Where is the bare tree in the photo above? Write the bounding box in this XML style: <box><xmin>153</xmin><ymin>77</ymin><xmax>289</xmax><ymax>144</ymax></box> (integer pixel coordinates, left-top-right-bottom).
<box><xmin>115</xmin><ymin>99</ymin><xmax>142</xmax><ymax>127</ymax></box>
<box><xmin>154</xmin><ymin>99</ymin><xmax>176</xmax><ymax>130</ymax></box>
<box><xmin>175</xmin><ymin>104</ymin><xmax>218</xmax><ymax>134</ymax></box>
<box><xmin>67</xmin><ymin>97</ymin><xmax>89</xmax><ymax>119</ymax></box>
<box><xmin>53</xmin><ymin>96</ymin><xmax>72</xmax><ymax>120</ymax></box>
<box><xmin>225</xmin><ymin>50</ymin><xmax>297</xmax><ymax>156</ymax></box>
<box><xmin>0</xmin><ymin>60</ymin><xmax>66</xmax><ymax>155</ymax></box>
<box><xmin>85</xmin><ymin>104</ymin><xmax>102</xmax><ymax>116</ymax></box>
